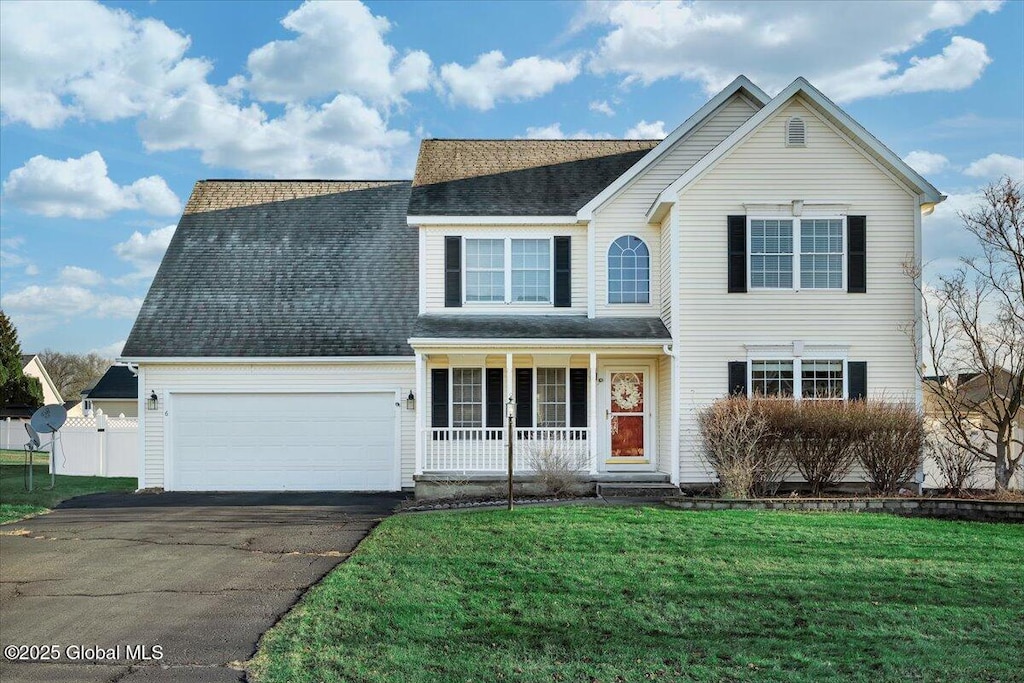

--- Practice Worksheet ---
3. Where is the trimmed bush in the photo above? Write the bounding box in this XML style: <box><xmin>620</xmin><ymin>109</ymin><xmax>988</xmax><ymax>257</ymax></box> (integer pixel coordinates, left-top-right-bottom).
<box><xmin>697</xmin><ymin>398</ymin><xmax>791</xmax><ymax>498</ymax></box>
<box><xmin>857</xmin><ymin>402</ymin><xmax>925</xmax><ymax>494</ymax></box>
<box><xmin>700</xmin><ymin>397</ymin><xmax>924</xmax><ymax>496</ymax></box>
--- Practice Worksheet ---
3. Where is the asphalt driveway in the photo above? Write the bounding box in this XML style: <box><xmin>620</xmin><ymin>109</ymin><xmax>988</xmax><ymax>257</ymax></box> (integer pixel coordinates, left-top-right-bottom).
<box><xmin>0</xmin><ymin>491</ymin><xmax>404</xmax><ymax>682</ymax></box>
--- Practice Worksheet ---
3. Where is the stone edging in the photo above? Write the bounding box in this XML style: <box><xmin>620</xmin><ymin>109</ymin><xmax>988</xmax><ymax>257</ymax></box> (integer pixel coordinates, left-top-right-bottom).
<box><xmin>664</xmin><ymin>497</ymin><xmax>1024</xmax><ymax>523</ymax></box>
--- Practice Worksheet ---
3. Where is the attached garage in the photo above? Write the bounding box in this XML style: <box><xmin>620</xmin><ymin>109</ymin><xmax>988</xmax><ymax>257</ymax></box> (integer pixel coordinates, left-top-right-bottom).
<box><xmin>168</xmin><ymin>392</ymin><xmax>400</xmax><ymax>492</ymax></box>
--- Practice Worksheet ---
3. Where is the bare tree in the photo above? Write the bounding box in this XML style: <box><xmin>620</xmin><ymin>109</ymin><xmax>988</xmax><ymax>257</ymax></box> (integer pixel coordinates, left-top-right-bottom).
<box><xmin>906</xmin><ymin>177</ymin><xmax>1023</xmax><ymax>490</ymax></box>
<box><xmin>37</xmin><ymin>350</ymin><xmax>111</xmax><ymax>401</ymax></box>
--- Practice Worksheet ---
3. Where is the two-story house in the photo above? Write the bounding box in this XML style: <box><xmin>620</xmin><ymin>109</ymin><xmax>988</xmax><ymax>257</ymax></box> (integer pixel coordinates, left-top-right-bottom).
<box><xmin>122</xmin><ymin>76</ymin><xmax>944</xmax><ymax>495</ymax></box>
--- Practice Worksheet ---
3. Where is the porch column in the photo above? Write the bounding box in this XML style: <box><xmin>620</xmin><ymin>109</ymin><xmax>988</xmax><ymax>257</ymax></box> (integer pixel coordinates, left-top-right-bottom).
<box><xmin>414</xmin><ymin>351</ymin><xmax>424</xmax><ymax>476</ymax></box>
<box><xmin>589</xmin><ymin>352</ymin><xmax>598</xmax><ymax>475</ymax></box>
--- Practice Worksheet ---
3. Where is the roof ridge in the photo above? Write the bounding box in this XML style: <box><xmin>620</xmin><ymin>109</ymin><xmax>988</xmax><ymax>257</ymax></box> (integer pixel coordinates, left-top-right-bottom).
<box><xmin>422</xmin><ymin>138</ymin><xmax>663</xmax><ymax>142</ymax></box>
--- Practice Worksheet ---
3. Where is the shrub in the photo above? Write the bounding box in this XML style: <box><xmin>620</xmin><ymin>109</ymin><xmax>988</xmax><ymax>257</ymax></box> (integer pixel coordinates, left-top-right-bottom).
<box><xmin>698</xmin><ymin>398</ymin><xmax>790</xmax><ymax>498</ymax></box>
<box><xmin>774</xmin><ymin>400</ymin><xmax>863</xmax><ymax>496</ymax></box>
<box><xmin>527</xmin><ymin>439</ymin><xmax>587</xmax><ymax>497</ymax></box>
<box><xmin>926</xmin><ymin>421</ymin><xmax>981</xmax><ymax>495</ymax></box>
<box><xmin>857</xmin><ymin>402</ymin><xmax>925</xmax><ymax>494</ymax></box>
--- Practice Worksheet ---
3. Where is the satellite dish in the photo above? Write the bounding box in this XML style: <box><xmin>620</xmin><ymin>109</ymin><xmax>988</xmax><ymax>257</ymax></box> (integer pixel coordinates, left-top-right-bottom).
<box><xmin>24</xmin><ymin>423</ymin><xmax>40</xmax><ymax>450</ymax></box>
<box><xmin>30</xmin><ymin>404</ymin><xmax>67</xmax><ymax>434</ymax></box>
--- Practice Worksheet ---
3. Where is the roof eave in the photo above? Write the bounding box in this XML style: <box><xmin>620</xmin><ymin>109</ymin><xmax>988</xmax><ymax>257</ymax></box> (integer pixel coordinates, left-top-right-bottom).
<box><xmin>576</xmin><ymin>75</ymin><xmax>771</xmax><ymax>222</ymax></box>
<box><xmin>652</xmin><ymin>77</ymin><xmax>947</xmax><ymax>208</ymax></box>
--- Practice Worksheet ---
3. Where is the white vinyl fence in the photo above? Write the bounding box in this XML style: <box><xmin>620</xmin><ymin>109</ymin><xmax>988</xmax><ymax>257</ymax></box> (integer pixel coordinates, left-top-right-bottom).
<box><xmin>1</xmin><ymin>414</ymin><xmax>138</xmax><ymax>478</ymax></box>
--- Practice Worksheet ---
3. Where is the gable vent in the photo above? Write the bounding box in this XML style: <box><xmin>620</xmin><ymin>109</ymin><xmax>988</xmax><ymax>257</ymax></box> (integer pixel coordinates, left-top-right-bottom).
<box><xmin>786</xmin><ymin>117</ymin><xmax>806</xmax><ymax>146</ymax></box>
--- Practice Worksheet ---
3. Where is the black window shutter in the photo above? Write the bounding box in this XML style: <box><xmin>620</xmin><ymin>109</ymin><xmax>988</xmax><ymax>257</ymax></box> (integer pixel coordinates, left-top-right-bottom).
<box><xmin>553</xmin><ymin>236</ymin><xmax>571</xmax><ymax>307</ymax></box>
<box><xmin>847</xmin><ymin>216</ymin><xmax>866</xmax><ymax>293</ymax></box>
<box><xmin>515</xmin><ymin>368</ymin><xmax>533</xmax><ymax>427</ymax></box>
<box><xmin>848</xmin><ymin>362</ymin><xmax>867</xmax><ymax>400</ymax></box>
<box><xmin>727</xmin><ymin>215</ymin><xmax>747</xmax><ymax>293</ymax></box>
<box><xmin>485</xmin><ymin>368</ymin><xmax>504</xmax><ymax>428</ymax></box>
<box><xmin>728</xmin><ymin>361</ymin><xmax>748</xmax><ymax>397</ymax></box>
<box><xmin>430</xmin><ymin>369</ymin><xmax>449</xmax><ymax>428</ymax></box>
<box><xmin>444</xmin><ymin>236</ymin><xmax>462</xmax><ymax>307</ymax></box>
<box><xmin>569</xmin><ymin>368</ymin><xmax>587</xmax><ymax>428</ymax></box>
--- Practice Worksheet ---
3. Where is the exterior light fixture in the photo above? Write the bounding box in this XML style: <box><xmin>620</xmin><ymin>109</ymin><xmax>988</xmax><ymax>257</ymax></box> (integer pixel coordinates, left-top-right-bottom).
<box><xmin>406</xmin><ymin>390</ymin><xmax>415</xmax><ymax>411</ymax></box>
<box><xmin>147</xmin><ymin>391</ymin><xmax>159</xmax><ymax>411</ymax></box>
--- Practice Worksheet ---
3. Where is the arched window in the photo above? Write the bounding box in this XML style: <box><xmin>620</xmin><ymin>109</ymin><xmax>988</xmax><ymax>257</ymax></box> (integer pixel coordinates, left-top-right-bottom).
<box><xmin>608</xmin><ymin>235</ymin><xmax>650</xmax><ymax>304</ymax></box>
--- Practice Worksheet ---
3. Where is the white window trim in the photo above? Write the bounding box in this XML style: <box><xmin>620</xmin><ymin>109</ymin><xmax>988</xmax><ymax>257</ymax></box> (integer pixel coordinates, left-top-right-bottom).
<box><xmin>747</xmin><ymin>215</ymin><xmax>847</xmax><ymax>292</ymax></box>
<box><xmin>462</xmin><ymin>235</ymin><xmax>555</xmax><ymax>306</ymax></box>
<box><xmin>744</xmin><ymin>348</ymin><xmax>849</xmax><ymax>401</ymax></box>
<box><xmin>606</xmin><ymin>234</ymin><xmax>652</xmax><ymax>305</ymax></box>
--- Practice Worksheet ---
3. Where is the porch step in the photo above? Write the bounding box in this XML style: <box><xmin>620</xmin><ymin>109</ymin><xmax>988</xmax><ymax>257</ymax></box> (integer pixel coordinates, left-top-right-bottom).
<box><xmin>597</xmin><ymin>482</ymin><xmax>682</xmax><ymax>498</ymax></box>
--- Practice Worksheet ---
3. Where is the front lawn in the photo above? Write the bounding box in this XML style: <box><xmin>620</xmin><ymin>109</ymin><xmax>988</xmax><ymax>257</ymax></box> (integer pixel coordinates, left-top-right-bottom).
<box><xmin>0</xmin><ymin>463</ymin><xmax>136</xmax><ymax>524</ymax></box>
<box><xmin>251</xmin><ymin>507</ymin><xmax>1023</xmax><ymax>683</ymax></box>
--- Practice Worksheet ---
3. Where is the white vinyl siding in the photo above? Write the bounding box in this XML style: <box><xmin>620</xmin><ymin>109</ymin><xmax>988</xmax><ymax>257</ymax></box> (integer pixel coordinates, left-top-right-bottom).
<box><xmin>139</xmin><ymin>361</ymin><xmax>416</xmax><ymax>490</ymax></box>
<box><xmin>592</xmin><ymin>93</ymin><xmax>760</xmax><ymax>317</ymax></box>
<box><xmin>675</xmin><ymin>96</ymin><xmax>919</xmax><ymax>483</ymax></box>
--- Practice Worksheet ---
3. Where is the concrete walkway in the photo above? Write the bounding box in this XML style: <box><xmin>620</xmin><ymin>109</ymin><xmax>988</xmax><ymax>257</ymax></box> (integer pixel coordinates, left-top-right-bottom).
<box><xmin>0</xmin><ymin>491</ymin><xmax>404</xmax><ymax>682</ymax></box>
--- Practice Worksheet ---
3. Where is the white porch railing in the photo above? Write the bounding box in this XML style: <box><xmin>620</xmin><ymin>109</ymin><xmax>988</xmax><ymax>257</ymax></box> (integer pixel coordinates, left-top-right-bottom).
<box><xmin>424</xmin><ymin>427</ymin><xmax>589</xmax><ymax>473</ymax></box>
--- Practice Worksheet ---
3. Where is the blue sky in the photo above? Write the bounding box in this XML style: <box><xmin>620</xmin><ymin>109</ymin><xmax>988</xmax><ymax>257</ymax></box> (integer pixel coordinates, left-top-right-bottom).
<box><xmin>1</xmin><ymin>0</ymin><xmax>1022</xmax><ymax>356</ymax></box>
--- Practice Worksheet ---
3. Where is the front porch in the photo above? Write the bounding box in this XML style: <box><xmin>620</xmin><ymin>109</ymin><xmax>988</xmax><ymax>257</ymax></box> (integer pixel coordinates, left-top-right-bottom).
<box><xmin>410</xmin><ymin>337</ymin><xmax>676</xmax><ymax>494</ymax></box>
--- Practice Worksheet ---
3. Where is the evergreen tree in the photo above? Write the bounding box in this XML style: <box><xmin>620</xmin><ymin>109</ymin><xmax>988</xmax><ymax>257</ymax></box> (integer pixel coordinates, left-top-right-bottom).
<box><xmin>0</xmin><ymin>309</ymin><xmax>44</xmax><ymax>410</ymax></box>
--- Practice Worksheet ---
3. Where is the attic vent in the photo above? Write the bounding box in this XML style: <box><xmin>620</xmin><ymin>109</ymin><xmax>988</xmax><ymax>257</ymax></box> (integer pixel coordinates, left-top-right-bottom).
<box><xmin>786</xmin><ymin>117</ymin><xmax>806</xmax><ymax>146</ymax></box>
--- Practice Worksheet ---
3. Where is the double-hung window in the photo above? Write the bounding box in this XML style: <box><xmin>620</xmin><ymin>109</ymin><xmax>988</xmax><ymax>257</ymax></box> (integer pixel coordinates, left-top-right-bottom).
<box><xmin>800</xmin><ymin>219</ymin><xmax>844</xmax><ymax>289</ymax></box>
<box><xmin>464</xmin><ymin>237</ymin><xmax>552</xmax><ymax>304</ymax></box>
<box><xmin>750</xmin><ymin>360</ymin><xmax>795</xmax><ymax>398</ymax></box>
<box><xmin>748</xmin><ymin>359</ymin><xmax>845</xmax><ymax>400</ymax></box>
<box><xmin>535</xmin><ymin>368</ymin><xmax>567</xmax><ymax>427</ymax></box>
<box><xmin>750</xmin><ymin>219</ymin><xmax>794</xmax><ymax>288</ymax></box>
<box><xmin>451</xmin><ymin>368</ymin><xmax>483</xmax><ymax>427</ymax></box>
<box><xmin>749</xmin><ymin>217</ymin><xmax>845</xmax><ymax>290</ymax></box>
<box><xmin>464</xmin><ymin>239</ymin><xmax>505</xmax><ymax>303</ymax></box>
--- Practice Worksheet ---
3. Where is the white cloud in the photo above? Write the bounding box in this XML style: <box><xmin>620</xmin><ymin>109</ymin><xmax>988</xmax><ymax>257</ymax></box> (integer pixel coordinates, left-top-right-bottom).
<box><xmin>0</xmin><ymin>0</ymin><xmax>421</xmax><ymax>178</ymax></box>
<box><xmin>522</xmin><ymin>123</ymin><xmax>612</xmax><ymax>140</ymax></box>
<box><xmin>58</xmin><ymin>266</ymin><xmax>104</xmax><ymax>287</ymax></box>
<box><xmin>113</xmin><ymin>224</ymin><xmax>176</xmax><ymax>277</ymax></box>
<box><xmin>922</xmin><ymin>190</ymin><xmax>983</xmax><ymax>265</ymax></box>
<box><xmin>584</xmin><ymin>1</ymin><xmax>1000</xmax><ymax>102</ymax></box>
<box><xmin>819</xmin><ymin>36</ymin><xmax>991</xmax><ymax>102</ymax></box>
<box><xmin>91</xmin><ymin>340</ymin><xmax>125</xmax><ymax>358</ymax></box>
<box><xmin>624</xmin><ymin>120</ymin><xmax>667</xmax><ymax>138</ymax></box>
<box><xmin>440</xmin><ymin>51</ymin><xmax>580</xmax><ymax>110</ymax></box>
<box><xmin>903</xmin><ymin>150</ymin><xmax>949</xmax><ymax>175</ymax></box>
<box><xmin>589</xmin><ymin>100</ymin><xmax>615</xmax><ymax>116</ymax></box>
<box><xmin>0</xmin><ymin>284</ymin><xmax>142</xmax><ymax>321</ymax></box>
<box><xmin>138</xmin><ymin>87</ymin><xmax>412</xmax><ymax>178</ymax></box>
<box><xmin>3</xmin><ymin>152</ymin><xmax>181</xmax><ymax>218</ymax></box>
<box><xmin>245</xmin><ymin>1</ymin><xmax>432</xmax><ymax>104</ymax></box>
<box><xmin>963</xmin><ymin>153</ymin><xmax>1024</xmax><ymax>181</ymax></box>
<box><xmin>0</xmin><ymin>234</ymin><xmax>37</xmax><ymax>277</ymax></box>
<box><xmin>0</xmin><ymin>0</ymin><xmax>211</xmax><ymax>128</ymax></box>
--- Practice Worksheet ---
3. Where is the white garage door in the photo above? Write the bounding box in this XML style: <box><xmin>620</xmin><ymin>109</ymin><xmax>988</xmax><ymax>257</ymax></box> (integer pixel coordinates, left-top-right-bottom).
<box><xmin>170</xmin><ymin>392</ymin><xmax>398</xmax><ymax>491</ymax></box>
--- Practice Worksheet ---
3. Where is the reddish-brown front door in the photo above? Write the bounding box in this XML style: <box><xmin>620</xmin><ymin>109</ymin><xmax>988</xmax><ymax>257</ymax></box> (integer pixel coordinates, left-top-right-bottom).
<box><xmin>609</xmin><ymin>370</ymin><xmax>646</xmax><ymax>458</ymax></box>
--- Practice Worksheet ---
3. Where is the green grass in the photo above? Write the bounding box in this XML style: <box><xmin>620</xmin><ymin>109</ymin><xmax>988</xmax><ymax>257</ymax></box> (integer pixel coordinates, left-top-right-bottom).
<box><xmin>0</xmin><ymin>464</ymin><xmax>136</xmax><ymax>524</ymax></box>
<box><xmin>251</xmin><ymin>507</ymin><xmax>1024</xmax><ymax>683</ymax></box>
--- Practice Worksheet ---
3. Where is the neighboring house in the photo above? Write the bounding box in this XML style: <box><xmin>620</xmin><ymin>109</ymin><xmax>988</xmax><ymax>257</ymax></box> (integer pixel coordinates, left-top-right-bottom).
<box><xmin>924</xmin><ymin>371</ymin><xmax>1023</xmax><ymax>489</ymax></box>
<box><xmin>123</xmin><ymin>76</ymin><xmax>945</xmax><ymax>494</ymax></box>
<box><xmin>21</xmin><ymin>354</ymin><xmax>63</xmax><ymax>406</ymax></box>
<box><xmin>79</xmin><ymin>365</ymin><xmax>139</xmax><ymax>417</ymax></box>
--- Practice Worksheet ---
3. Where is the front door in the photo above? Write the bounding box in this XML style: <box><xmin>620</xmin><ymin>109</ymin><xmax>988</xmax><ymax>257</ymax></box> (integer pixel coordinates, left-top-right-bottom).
<box><xmin>603</xmin><ymin>367</ymin><xmax>653</xmax><ymax>469</ymax></box>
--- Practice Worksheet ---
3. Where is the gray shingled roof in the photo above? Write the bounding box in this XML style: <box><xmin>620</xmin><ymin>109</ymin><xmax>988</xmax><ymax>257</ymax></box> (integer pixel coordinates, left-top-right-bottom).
<box><xmin>411</xmin><ymin>315</ymin><xmax>671</xmax><ymax>340</ymax></box>
<box><xmin>123</xmin><ymin>181</ymin><xmax>417</xmax><ymax>358</ymax></box>
<box><xmin>408</xmin><ymin>139</ymin><xmax>659</xmax><ymax>216</ymax></box>
<box><xmin>87</xmin><ymin>365</ymin><xmax>138</xmax><ymax>399</ymax></box>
